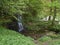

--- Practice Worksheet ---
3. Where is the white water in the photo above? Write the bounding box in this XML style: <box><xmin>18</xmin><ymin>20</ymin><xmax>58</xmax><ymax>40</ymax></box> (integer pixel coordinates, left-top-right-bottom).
<box><xmin>18</xmin><ymin>15</ymin><xmax>23</xmax><ymax>32</ymax></box>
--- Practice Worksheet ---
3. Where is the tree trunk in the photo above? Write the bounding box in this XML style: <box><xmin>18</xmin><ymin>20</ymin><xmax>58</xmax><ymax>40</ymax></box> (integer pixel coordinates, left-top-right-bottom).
<box><xmin>48</xmin><ymin>8</ymin><xmax>52</xmax><ymax>21</ymax></box>
<box><xmin>51</xmin><ymin>6</ymin><xmax>57</xmax><ymax>26</ymax></box>
<box><xmin>48</xmin><ymin>0</ymin><xmax>53</xmax><ymax>21</ymax></box>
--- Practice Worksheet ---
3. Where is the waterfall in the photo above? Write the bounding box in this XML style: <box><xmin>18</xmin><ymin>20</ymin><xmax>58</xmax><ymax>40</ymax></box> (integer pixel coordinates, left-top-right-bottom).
<box><xmin>18</xmin><ymin>15</ymin><xmax>24</xmax><ymax>32</ymax></box>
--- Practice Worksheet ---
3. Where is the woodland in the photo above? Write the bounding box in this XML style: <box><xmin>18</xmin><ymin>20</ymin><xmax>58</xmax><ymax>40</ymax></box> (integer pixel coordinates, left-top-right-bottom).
<box><xmin>0</xmin><ymin>0</ymin><xmax>60</xmax><ymax>45</ymax></box>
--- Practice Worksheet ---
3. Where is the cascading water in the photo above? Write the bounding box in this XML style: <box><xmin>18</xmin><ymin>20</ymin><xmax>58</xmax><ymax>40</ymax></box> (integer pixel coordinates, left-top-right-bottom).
<box><xmin>18</xmin><ymin>15</ymin><xmax>24</xmax><ymax>32</ymax></box>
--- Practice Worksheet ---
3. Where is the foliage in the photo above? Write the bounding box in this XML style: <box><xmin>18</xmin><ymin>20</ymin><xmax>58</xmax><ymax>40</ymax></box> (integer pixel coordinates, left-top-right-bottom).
<box><xmin>39</xmin><ymin>36</ymin><xmax>52</xmax><ymax>42</ymax></box>
<box><xmin>0</xmin><ymin>27</ymin><xmax>35</xmax><ymax>45</ymax></box>
<box><xmin>0</xmin><ymin>0</ymin><xmax>28</xmax><ymax>23</ymax></box>
<box><xmin>0</xmin><ymin>0</ymin><xmax>60</xmax><ymax>32</ymax></box>
<box><xmin>22</xmin><ymin>0</ymin><xmax>43</xmax><ymax>30</ymax></box>
<box><xmin>48</xmin><ymin>24</ymin><xmax>60</xmax><ymax>32</ymax></box>
<box><xmin>0</xmin><ymin>0</ymin><xmax>18</xmax><ymax>24</ymax></box>
<box><xmin>0</xmin><ymin>0</ymin><xmax>43</xmax><ymax>31</ymax></box>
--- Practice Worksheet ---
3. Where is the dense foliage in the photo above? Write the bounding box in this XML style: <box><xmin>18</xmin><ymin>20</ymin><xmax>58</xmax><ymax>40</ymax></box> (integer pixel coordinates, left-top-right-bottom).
<box><xmin>0</xmin><ymin>0</ymin><xmax>60</xmax><ymax>45</ymax></box>
<box><xmin>0</xmin><ymin>0</ymin><xmax>60</xmax><ymax>32</ymax></box>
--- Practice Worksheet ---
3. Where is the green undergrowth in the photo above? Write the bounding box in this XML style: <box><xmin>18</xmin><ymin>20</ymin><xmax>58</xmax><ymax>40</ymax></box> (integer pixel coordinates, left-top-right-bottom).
<box><xmin>0</xmin><ymin>27</ymin><xmax>35</xmax><ymax>45</ymax></box>
<box><xmin>49</xmin><ymin>39</ymin><xmax>60</xmax><ymax>45</ymax></box>
<box><xmin>39</xmin><ymin>34</ymin><xmax>60</xmax><ymax>45</ymax></box>
<box><xmin>39</xmin><ymin>36</ymin><xmax>52</xmax><ymax>42</ymax></box>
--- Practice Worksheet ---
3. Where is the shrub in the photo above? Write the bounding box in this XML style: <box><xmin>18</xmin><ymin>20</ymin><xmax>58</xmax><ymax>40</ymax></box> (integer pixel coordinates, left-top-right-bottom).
<box><xmin>48</xmin><ymin>24</ymin><xmax>60</xmax><ymax>33</ymax></box>
<box><xmin>24</xmin><ymin>21</ymin><xmax>50</xmax><ymax>31</ymax></box>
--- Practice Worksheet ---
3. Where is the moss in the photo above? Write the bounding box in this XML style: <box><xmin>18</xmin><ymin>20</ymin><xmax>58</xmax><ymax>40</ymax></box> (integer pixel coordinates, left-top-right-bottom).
<box><xmin>0</xmin><ymin>27</ymin><xmax>35</xmax><ymax>45</ymax></box>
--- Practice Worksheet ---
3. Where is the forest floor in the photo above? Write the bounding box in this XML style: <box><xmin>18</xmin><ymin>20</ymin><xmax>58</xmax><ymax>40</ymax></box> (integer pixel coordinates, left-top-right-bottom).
<box><xmin>20</xmin><ymin>30</ymin><xmax>60</xmax><ymax>45</ymax></box>
<box><xmin>33</xmin><ymin>39</ymin><xmax>51</xmax><ymax>45</ymax></box>
<box><xmin>20</xmin><ymin>30</ymin><xmax>52</xmax><ymax>45</ymax></box>
<box><xmin>20</xmin><ymin>30</ymin><xmax>46</xmax><ymax>39</ymax></box>
<box><xmin>20</xmin><ymin>30</ymin><xmax>40</xmax><ymax>45</ymax></box>
<box><xmin>35</xmin><ymin>39</ymin><xmax>60</xmax><ymax>45</ymax></box>
<box><xmin>34</xmin><ymin>40</ymin><xmax>40</xmax><ymax>45</ymax></box>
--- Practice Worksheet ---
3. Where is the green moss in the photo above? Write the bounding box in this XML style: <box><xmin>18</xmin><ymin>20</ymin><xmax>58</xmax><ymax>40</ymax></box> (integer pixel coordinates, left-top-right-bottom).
<box><xmin>0</xmin><ymin>27</ymin><xmax>35</xmax><ymax>45</ymax></box>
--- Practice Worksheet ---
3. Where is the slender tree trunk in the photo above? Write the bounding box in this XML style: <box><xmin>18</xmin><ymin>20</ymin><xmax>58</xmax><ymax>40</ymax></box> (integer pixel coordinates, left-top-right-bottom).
<box><xmin>51</xmin><ymin>6</ymin><xmax>57</xmax><ymax>26</ymax></box>
<box><xmin>48</xmin><ymin>0</ymin><xmax>53</xmax><ymax>21</ymax></box>
<box><xmin>50</xmin><ymin>0</ymin><xmax>57</xmax><ymax>26</ymax></box>
<box><xmin>48</xmin><ymin>8</ymin><xmax>52</xmax><ymax>21</ymax></box>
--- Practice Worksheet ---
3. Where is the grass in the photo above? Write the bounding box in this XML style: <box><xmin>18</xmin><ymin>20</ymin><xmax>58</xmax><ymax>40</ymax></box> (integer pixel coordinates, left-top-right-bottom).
<box><xmin>48</xmin><ymin>39</ymin><xmax>60</xmax><ymax>45</ymax></box>
<box><xmin>38</xmin><ymin>35</ymin><xmax>60</xmax><ymax>45</ymax></box>
<box><xmin>39</xmin><ymin>36</ymin><xmax>52</xmax><ymax>42</ymax></box>
<box><xmin>0</xmin><ymin>27</ymin><xmax>35</xmax><ymax>45</ymax></box>
<box><xmin>1</xmin><ymin>26</ymin><xmax>60</xmax><ymax>45</ymax></box>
